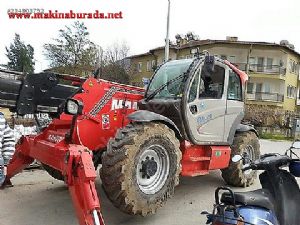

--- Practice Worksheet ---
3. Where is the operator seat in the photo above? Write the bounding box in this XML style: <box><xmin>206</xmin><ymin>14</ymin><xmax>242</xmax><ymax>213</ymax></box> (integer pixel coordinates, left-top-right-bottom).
<box><xmin>221</xmin><ymin>189</ymin><xmax>276</xmax><ymax>212</ymax></box>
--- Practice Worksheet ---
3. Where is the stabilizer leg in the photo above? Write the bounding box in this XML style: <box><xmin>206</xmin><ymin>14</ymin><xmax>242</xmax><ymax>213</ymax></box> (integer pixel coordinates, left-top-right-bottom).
<box><xmin>66</xmin><ymin>145</ymin><xmax>105</xmax><ymax>225</ymax></box>
<box><xmin>5</xmin><ymin>137</ymin><xmax>34</xmax><ymax>183</ymax></box>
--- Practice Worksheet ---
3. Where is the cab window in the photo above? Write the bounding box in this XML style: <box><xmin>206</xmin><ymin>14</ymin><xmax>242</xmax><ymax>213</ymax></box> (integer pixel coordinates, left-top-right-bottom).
<box><xmin>188</xmin><ymin>70</ymin><xmax>200</xmax><ymax>102</ymax></box>
<box><xmin>199</xmin><ymin>65</ymin><xmax>225</xmax><ymax>99</ymax></box>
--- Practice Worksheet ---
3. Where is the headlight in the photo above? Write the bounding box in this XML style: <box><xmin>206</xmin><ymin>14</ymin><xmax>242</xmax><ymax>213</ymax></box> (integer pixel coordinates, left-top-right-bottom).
<box><xmin>65</xmin><ymin>99</ymin><xmax>83</xmax><ymax>115</ymax></box>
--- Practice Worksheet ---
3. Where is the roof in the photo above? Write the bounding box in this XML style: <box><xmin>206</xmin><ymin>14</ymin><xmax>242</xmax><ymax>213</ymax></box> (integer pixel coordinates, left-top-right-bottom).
<box><xmin>128</xmin><ymin>39</ymin><xmax>300</xmax><ymax>59</ymax></box>
<box><xmin>0</xmin><ymin>68</ymin><xmax>24</xmax><ymax>75</ymax></box>
<box><xmin>127</xmin><ymin>44</ymin><xmax>177</xmax><ymax>59</ymax></box>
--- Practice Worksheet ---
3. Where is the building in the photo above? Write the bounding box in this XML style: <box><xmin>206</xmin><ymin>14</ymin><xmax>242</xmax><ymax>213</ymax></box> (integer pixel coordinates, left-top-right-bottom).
<box><xmin>128</xmin><ymin>37</ymin><xmax>300</xmax><ymax>112</ymax></box>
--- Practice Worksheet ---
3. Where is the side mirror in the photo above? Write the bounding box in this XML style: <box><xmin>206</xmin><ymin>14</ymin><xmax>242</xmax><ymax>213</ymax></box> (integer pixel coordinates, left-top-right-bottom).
<box><xmin>232</xmin><ymin>155</ymin><xmax>242</xmax><ymax>163</ymax></box>
<box><xmin>292</xmin><ymin>141</ymin><xmax>300</xmax><ymax>149</ymax></box>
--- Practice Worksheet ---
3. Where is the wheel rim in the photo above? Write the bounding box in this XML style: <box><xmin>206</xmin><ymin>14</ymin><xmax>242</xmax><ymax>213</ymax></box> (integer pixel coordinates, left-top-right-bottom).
<box><xmin>243</xmin><ymin>145</ymin><xmax>255</xmax><ymax>162</ymax></box>
<box><xmin>242</xmin><ymin>145</ymin><xmax>255</xmax><ymax>177</ymax></box>
<box><xmin>136</xmin><ymin>144</ymin><xmax>170</xmax><ymax>195</ymax></box>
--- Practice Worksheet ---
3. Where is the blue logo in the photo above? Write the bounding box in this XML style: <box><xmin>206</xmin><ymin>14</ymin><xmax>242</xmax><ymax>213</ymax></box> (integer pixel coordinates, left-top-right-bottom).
<box><xmin>199</xmin><ymin>102</ymin><xmax>206</xmax><ymax>110</ymax></box>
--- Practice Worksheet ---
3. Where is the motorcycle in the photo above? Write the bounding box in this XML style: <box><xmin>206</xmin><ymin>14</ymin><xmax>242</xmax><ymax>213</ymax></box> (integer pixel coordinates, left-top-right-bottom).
<box><xmin>203</xmin><ymin>141</ymin><xmax>300</xmax><ymax>225</ymax></box>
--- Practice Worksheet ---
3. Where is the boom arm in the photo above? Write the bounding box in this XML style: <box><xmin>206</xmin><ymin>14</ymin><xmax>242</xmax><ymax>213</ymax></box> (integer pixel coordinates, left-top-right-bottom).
<box><xmin>0</xmin><ymin>72</ymin><xmax>82</xmax><ymax>116</ymax></box>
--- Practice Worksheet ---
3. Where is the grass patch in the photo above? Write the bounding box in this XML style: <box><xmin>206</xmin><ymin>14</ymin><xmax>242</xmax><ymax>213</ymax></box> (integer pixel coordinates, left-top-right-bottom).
<box><xmin>260</xmin><ymin>133</ymin><xmax>293</xmax><ymax>141</ymax></box>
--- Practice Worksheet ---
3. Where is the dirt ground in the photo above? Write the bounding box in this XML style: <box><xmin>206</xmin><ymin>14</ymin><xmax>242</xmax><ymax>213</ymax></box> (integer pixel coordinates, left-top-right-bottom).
<box><xmin>0</xmin><ymin>140</ymin><xmax>295</xmax><ymax>225</ymax></box>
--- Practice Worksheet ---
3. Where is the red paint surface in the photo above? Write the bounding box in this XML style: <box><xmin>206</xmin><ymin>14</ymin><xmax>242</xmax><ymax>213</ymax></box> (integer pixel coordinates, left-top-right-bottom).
<box><xmin>181</xmin><ymin>141</ymin><xmax>231</xmax><ymax>177</ymax></box>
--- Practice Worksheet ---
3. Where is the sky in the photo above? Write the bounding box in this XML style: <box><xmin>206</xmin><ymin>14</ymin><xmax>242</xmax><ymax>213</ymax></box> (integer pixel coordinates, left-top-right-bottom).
<box><xmin>0</xmin><ymin>0</ymin><xmax>299</xmax><ymax>72</ymax></box>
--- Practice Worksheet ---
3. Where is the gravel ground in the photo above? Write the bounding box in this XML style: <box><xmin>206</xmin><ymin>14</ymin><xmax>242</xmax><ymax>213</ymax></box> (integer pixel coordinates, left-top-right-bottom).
<box><xmin>0</xmin><ymin>139</ymin><xmax>295</xmax><ymax>225</ymax></box>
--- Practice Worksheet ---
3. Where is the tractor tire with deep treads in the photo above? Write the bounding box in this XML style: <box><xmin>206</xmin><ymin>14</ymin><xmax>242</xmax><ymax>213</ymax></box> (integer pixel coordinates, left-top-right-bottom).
<box><xmin>221</xmin><ymin>131</ymin><xmax>260</xmax><ymax>187</ymax></box>
<box><xmin>100</xmin><ymin>122</ymin><xmax>182</xmax><ymax>216</ymax></box>
<box><xmin>42</xmin><ymin>164</ymin><xmax>64</xmax><ymax>181</ymax></box>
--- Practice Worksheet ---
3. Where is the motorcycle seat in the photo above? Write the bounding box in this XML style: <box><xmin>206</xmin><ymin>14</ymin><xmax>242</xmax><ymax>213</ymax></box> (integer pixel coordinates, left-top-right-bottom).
<box><xmin>221</xmin><ymin>189</ymin><xmax>275</xmax><ymax>212</ymax></box>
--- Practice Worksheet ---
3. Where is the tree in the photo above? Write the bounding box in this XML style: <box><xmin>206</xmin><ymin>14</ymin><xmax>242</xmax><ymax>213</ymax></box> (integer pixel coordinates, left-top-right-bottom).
<box><xmin>44</xmin><ymin>21</ymin><xmax>97</xmax><ymax>76</ymax></box>
<box><xmin>104</xmin><ymin>42</ymin><xmax>129</xmax><ymax>65</ymax></box>
<box><xmin>96</xmin><ymin>41</ymin><xmax>131</xmax><ymax>84</ymax></box>
<box><xmin>6</xmin><ymin>33</ymin><xmax>35</xmax><ymax>73</ymax></box>
<box><xmin>102</xmin><ymin>63</ymin><xmax>130</xmax><ymax>84</ymax></box>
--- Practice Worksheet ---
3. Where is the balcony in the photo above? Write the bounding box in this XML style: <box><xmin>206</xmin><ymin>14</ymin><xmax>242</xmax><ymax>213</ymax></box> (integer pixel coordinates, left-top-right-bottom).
<box><xmin>234</xmin><ymin>63</ymin><xmax>286</xmax><ymax>76</ymax></box>
<box><xmin>247</xmin><ymin>92</ymin><xmax>284</xmax><ymax>103</ymax></box>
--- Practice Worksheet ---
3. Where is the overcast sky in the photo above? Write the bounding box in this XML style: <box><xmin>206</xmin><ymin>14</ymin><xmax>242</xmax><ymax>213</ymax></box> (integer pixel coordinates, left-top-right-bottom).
<box><xmin>0</xmin><ymin>0</ymin><xmax>299</xmax><ymax>72</ymax></box>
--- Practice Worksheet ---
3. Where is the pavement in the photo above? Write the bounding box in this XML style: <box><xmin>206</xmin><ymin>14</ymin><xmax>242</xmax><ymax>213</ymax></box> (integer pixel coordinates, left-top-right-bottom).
<box><xmin>0</xmin><ymin>139</ymin><xmax>295</xmax><ymax>225</ymax></box>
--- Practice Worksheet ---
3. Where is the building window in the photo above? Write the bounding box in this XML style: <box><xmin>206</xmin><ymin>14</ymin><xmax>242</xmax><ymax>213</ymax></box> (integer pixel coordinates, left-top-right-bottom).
<box><xmin>146</xmin><ymin>61</ymin><xmax>151</xmax><ymax>72</ymax></box>
<box><xmin>228</xmin><ymin>56</ymin><xmax>236</xmax><ymax>63</ymax></box>
<box><xmin>249</xmin><ymin>57</ymin><xmax>256</xmax><ymax>70</ymax></box>
<box><xmin>287</xmin><ymin>85</ymin><xmax>296</xmax><ymax>98</ymax></box>
<box><xmin>247</xmin><ymin>82</ymin><xmax>254</xmax><ymax>93</ymax></box>
<box><xmin>264</xmin><ymin>83</ymin><xmax>271</xmax><ymax>93</ymax></box>
<box><xmin>289</xmin><ymin>60</ymin><xmax>297</xmax><ymax>73</ymax></box>
<box><xmin>257</xmin><ymin>57</ymin><xmax>264</xmax><ymax>72</ymax></box>
<box><xmin>137</xmin><ymin>62</ymin><xmax>142</xmax><ymax>73</ymax></box>
<box><xmin>151</xmin><ymin>60</ymin><xmax>156</xmax><ymax>70</ymax></box>
<box><xmin>256</xmin><ymin>83</ymin><xmax>263</xmax><ymax>93</ymax></box>
<box><xmin>266</xmin><ymin>58</ymin><xmax>273</xmax><ymax>70</ymax></box>
<box><xmin>227</xmin><ymin>70</ymin><xmax>242</xmax><ymax>101</ymax></box>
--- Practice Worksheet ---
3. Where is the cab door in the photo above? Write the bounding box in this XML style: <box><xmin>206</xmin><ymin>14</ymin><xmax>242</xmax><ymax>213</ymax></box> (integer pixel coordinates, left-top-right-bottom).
<box><xmin>224</xmin><ymin>69</ymin><xmax>244</xmax><ymax>143</ymax></box>
<box><xmin>184</xmin><ymin>61</ymin><xmax>229</xmax><ymax>144</ymax></box>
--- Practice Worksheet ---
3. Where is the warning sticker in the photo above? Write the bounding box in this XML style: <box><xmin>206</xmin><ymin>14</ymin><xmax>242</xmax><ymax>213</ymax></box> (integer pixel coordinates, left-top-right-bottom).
<box><xmin>102</xmin><ymin>114</ymin><xmax>110</xmax><ymax>129</ymax></box>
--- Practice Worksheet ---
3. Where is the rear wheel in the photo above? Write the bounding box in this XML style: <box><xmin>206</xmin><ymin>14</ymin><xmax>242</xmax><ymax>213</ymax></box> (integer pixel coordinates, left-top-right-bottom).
<box><xmin>100</xmin><ymin>122</ymin><xmax>182</xmax><ymax>216</ymax></box>
<box><xmin>221</xmin><ymin>131</ymin><xmax>260</xmax><ymax>187</ymax></box>
<box><xmin>42</xmin><ymin>164</ymin><xmax>64</xmax><ymax>181</ymax></box>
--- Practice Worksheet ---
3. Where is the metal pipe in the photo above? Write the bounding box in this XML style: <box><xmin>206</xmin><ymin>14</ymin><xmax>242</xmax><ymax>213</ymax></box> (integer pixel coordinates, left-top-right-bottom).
<box><xmin>92</xmin><ymin>210</ymin><xmax>101</xmax><ymax>225</ymax></box>
<box><xmin>165</xmin><ymin>0</ymin><xmax>170</xmax><ymax>62</ymax></box>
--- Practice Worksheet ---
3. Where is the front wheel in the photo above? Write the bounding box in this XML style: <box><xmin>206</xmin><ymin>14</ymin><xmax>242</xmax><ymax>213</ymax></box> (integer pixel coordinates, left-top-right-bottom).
<box><xmin>221</xmin><ymin>131</ymin><xmax>260</xmax><ymax>187</ymax></box>
<box><xmin>100</xmin><ymin>122</ymin><xmax>182</xmax><ymax>216</ymax></box>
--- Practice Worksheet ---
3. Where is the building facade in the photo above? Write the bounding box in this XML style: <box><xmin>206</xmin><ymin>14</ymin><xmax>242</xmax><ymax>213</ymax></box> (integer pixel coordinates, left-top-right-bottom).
<box><xmin>128</xmin><ymin>37</ymin><xmax>300</xmax><ymax>112</ymax></box>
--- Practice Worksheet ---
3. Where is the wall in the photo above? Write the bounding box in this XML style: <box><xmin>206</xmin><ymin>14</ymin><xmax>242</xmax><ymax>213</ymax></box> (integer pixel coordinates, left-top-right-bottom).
<box><xmin>283</xmin><ymin>52</ymin><xmax>299</xmax><ymax>111</ymax></box>
<box><xmin>130</xmin><ymin>54</ymin><xmax>155</xmax><ymax>84</ymax></box>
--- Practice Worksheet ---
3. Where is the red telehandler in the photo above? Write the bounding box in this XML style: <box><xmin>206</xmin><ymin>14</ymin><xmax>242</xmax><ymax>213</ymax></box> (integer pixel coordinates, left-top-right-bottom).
<box><xmin>0</xmin><ymin>55</ymin><xmax>260</xmax><ymax>225</ymax></box>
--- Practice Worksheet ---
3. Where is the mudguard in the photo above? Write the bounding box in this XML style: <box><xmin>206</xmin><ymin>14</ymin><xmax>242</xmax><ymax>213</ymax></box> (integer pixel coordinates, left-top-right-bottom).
<box><xmin>227</xmin><ymin>123</ymin><xmax>259</xmax><ymax>145</ymax></box>
<box><xmin>236</xmin><ymin>124</ymin><xmax>259</xmax><ymax>137</ymax></box>
<box><xmin>127</xmin><ymin>110</ymin><xmax>182</xmax><ymax>139</ymax></box>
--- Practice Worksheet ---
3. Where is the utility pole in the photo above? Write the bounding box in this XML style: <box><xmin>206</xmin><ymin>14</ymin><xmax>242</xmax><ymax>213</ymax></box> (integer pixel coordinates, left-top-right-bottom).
<box><xmin>246</xmin><ymin>44</ymin><xmax>253</xmax><ymax>75</ymax></box>
<box><xmin>245</xmin><ymin>44</ymin><xmax>253</xmax><ymax>98</ymax></box>
<box><xmin>165</xmin><ymin>0</ymin><xmax>170</xmax><ymax>62</ymax></box>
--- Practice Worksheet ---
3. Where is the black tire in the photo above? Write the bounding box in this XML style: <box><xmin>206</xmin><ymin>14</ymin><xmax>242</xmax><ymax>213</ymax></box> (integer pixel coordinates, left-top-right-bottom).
<box><xmin>100</xmin><ymin>122</ymin><xmax>182</xmax><ymax>216</ymax></box>
<box><xmin>42</xmin><ymin>164</ymin><xmax>64</xmax><ymax>181</ymax></box>
<box><xmin>221</xmin><ymin>131</ymin><xmax>260</xmax><ymax>187</ymax></box>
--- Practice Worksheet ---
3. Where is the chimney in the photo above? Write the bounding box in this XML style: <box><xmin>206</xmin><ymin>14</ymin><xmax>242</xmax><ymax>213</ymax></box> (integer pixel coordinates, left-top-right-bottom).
<box><xmin>226</xmin><ymin>36</ymin><xmax>238</xmax><ymax>42</ymax></box>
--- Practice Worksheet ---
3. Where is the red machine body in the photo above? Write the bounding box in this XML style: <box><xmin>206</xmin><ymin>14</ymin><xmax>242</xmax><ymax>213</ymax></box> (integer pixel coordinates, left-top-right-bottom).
<box><xmin>6</xmin><ymin>78</ymin><xmax>144</xmax><ymax>225</ymax></box>
<box><xmin>57</xmin><ymin>78</ymin><xmax>144</xmax><ymax>150</ymax></box>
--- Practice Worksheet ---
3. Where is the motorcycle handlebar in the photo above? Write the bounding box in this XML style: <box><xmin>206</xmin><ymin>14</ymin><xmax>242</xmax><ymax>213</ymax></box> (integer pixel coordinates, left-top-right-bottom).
<box><xmin>241</xmin><ymin>154</ymin><xmax>293</xmax><ymax>172</ymax></box>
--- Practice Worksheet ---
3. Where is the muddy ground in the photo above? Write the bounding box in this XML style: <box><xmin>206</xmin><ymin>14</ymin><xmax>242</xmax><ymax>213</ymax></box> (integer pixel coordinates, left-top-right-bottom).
<box><xmin>0</xmin><ymin>140</ymin><xmax>295</xmax><ymax>225</ymax></box>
